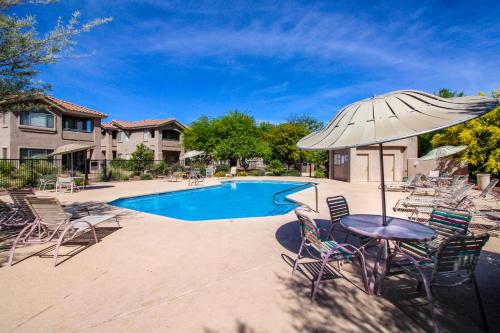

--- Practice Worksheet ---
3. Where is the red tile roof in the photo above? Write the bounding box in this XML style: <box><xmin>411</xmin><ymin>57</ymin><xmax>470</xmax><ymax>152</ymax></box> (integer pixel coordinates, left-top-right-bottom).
<box><xmin>45</xmin><ymin>96</ymin><xmax>107</xmax><ymax>118</ymax></box>
<box><xmin>111</xmin><ymin>118</ymin><xmax>181</xmax><ymax>129</ymax></box>
<box><xmin>101</xmin><ymin>122</ymin><xmax>118</xmax><ymax>129</ymax></box>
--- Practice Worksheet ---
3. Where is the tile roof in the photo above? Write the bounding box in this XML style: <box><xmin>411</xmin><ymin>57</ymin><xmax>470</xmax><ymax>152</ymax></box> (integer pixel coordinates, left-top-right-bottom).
<box><xmin>101</xmin><ymin>122</ymin><xmax>118</xmax><ymax>129</ymax></box>
<box><xmin>111</xmin><ymin>118</ymin><xmax>179</xmax><ymax>129</ymax></box>
<box><xmin>45</xmin><ymin>96</ymin><xmax>107</xmax><ymax>118</ymax></box>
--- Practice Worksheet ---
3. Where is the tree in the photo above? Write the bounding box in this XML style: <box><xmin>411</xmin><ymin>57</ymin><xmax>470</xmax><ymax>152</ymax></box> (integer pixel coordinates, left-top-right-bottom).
<box><xmin>184</xmin><ymin>111</ymin><xmax>265</xmax><ymax>168</ymax></box>
<box><xmin>431</xmin><ymin>89</ymin><xmax>500</xmax><ymax>177</ymax></box>
<box><xmin>286</xmin><ymin>114</ymin><xmax>324</xmax><ymax>132</ymax></box>
<box><xmin>0</xmin><ymin>0</ymin><xmax>111</xmax><ymax>100</ymax></box>
<box><xmin>417</xmin><ymin>88</ymin><xmax>464</xmax><ymax>156</ymax></box>
<box><xmin>128</xmin><ymin>144</ymin><xmax>154</xmax><ymax>174</ymax></box>
<box><xmin>263</xmin><ymin>123</ymin><xmax>310</xmax><ymax>163</ymax></box>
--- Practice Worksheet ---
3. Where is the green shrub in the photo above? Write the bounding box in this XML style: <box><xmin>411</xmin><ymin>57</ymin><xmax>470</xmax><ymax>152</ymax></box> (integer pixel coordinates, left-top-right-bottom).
<box><xmin>236</xmin><ymin>171</ymin><xmax>248</xmax><ymax>176</ymax></box>
<box><xmin>170</xmin><ymin>162</ymin><xmax>185</xmax><ymax>173</ymax></box>
<box><xmin>140</xmin><ymin>173</ymin><xmax>153</xmax><ymax>180</ymax></box>
<box><xmin>74</xmin><ymin>178</ymin><xmax>88</xmax><ymax>186</ymax></box>
<box><xmin>152</xmin><ymin>161</ymin><xmax>170</xmax><ymax>176</ymax></box>
<box><xmin>215</xmin><ymin>165</ymin><xmax>229</xmax><ymax>173</ymax></box>
<box><xmin>128</xmin><ymin>144</ymin><xmax>154</xmax><ymax>173</ymax></box>
<box><xmin>0</xmin><ymin>160</ymin><xmax>14</xmax><ymax>176</ymax></box>
<box><xmin>250</xmin><ymin>169</ymin><xmax>265</xmax><ymax>176</ymax></box>
<box><xmin>214</xmin><ymin>171</ymin><xmax>226</xmax><ymax>177</ymax></box>
<box><xmin>121</xmin><ymin>174</ymin><xmax>130</xmax><ymax>181</ymax></box>
<box><xmin>110</xmin><ymin>158</ymin><xmax>128</xmax><ymax>169</ymax></box>
<box><xmin>283</xmin><ymin>169</ymin><xmax>301</xmax><ymax>177</ymax></box>
<box><xmin>267</xmin><ymin>160</ymin><xmax>284</xmax><ymax>176</ymax></box>
<box><xmin>313</xmin><ymin>169</ymin><xmax>327</xmax><ymax>178</ymax></box>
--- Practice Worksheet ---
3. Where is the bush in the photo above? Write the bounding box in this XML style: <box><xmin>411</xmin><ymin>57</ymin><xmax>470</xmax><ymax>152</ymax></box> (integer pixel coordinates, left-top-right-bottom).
<box><xmin>170</xmin><ymin>162</ymin><xmax>185</xmax><ymax>173</ymax></box>
<box><xmin>214</xmin><ymin>171</ymin><xmax>226</xmax><ymax>177</ymax></box>
<box><xmin>152</xmin><ymin>161</ymin><xmax>170</xmax><ymax>176</ymax></box>
<box><xmin>283</xmin><ymin>169</ymin><xmax>301</xmax><ymax>177</ymax></box>
<box><xmin>128</xmin><ymin>144</ymin><xmax>154</xmax><ymax>173</ymax></box>
<box><xmin>267</xmin><ymin>160</ymin><xmax>284</xmax><ymax>176</ymax></box>
<box><xmin>236</xmin><ymin>171</ymin><xmax>248</xmax><ymax>176</ymax></box>
<box><xmin>0</xmin><ymin>160</ymin><xmax>14</xmax><ymax>176</ymax></box>
<box><xmin>140</xmin><ymin>173</ymin><xmax>153</xmax><ymax>180</ymax></box>
<box><xmin>110</xmin><ymin>158</ymin><xmax>128</xmax><ymax>169</ymax></box>
<box><xmin>215</xmin><ymin>165</ymin><xmax>229</xmax><ymax>173</ymax></box>
<box><xmin>190</xmin><ymin>162</ymin><xmax>206</xmax><ymax>175</ymax></box>
<box><xmin>107</xmin><ymin>168</ymin><xmax>130</xmax><ymax>181</ymax></box>
<box><xmin>250</xmin><ymin>169</ymin><xmax>265</xmax><ymax>176</ymax></box>
<box><xmin>313</xmin><ymin>169</ymin><xmax>327</xmax><ymax>178</ymax></box>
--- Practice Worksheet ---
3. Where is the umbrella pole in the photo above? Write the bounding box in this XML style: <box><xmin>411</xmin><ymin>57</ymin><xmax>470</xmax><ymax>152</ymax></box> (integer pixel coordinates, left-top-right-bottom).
<box><xmin>379</xmin><ymin>143</ymin><xmax>387</xmax><ymax>226</ymax></box>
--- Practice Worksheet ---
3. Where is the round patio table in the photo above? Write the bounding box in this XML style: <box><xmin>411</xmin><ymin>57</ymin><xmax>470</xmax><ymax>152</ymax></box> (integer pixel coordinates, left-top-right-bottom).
<box><xmin>340</xmin><ymin>214</ymin><xmax>436</xmax><ymax>295</ymax></box>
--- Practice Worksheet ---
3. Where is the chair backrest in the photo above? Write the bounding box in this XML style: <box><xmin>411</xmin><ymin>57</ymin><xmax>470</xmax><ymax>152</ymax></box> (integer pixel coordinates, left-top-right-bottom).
<box><xmin>9</xmin><ymin>188</ymin><xmax>35</xmax><ymax>218</ymax></box>
<box><xmin>428</xmin><ymin>206</ymin><xmax>471</xmax><ymax>238</ymax></box>
<box><xmin>295</xmin><ymin>210</ymin><xmax>322</xmax><ymax>251</ymax></box>
<box><xmin>25</xmin><ymin>196</ymin><xmax>69</xmax><ymax>227</ymax></box>
<box><xmin>58</xmin><ymin>176</ymin><xmax>73</xmax><ymax>185</ymax></box>
<box><xmin>230</xmin><ymin>167</ymin><xmax>237</xmax><ymax>175</ymax></box>
<box><xmin>433</xmin><ymin>233</ymin><xmax>489</xmax><ymax>278</ymax></box>
<box><xmin>0</xmin><ymin>198</ymin><xmax>12</xmax><ymax>214</ymax></box>
<box><xmin>449</xmin><ymin>184</ymin><xmax>473</xmax><ymax>201</ymax></box>
<box><xmin>206</xmin><ymin>166</ymin><xmax>214</xmax><ymax>177</ymax></box>
<box><xmin>449</xmin><ymin>175</ymin><xmax>461</xmax><ymax>187</ymax></box>
<box><xmin>479</xmin><ymin>178</ymin><xmax>498</xmax><ymax>198</ymax></box>
<box><xmin>326</xmin><ymin>196</ymin><xmax>349</xmax><ymax>224</ymax></box>
<box><xmin>429</xmin><ymin>170</ymin><xmax>440</xmax><ymax>178</ymax></box>
<box><xmin>410</xmin><ymin>173</ymin><xmax>424</xmax><ymax>186</ymax></box>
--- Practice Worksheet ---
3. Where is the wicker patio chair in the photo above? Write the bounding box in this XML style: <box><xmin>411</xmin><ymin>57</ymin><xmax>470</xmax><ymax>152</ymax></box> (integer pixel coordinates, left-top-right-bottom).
<box><xmin>8</xmin><ymin>196</ymin><xmax>119</xmax><ymax>266</ymax></box>
<box><xmin>293</xmin><ymin>210</ymin><xmax>369</xmax><ymax>300</ymax></box>
<box><xmin>394</xmin><ymin>233</ymin><xmax>490</xmax><ymax>333</ymax></box>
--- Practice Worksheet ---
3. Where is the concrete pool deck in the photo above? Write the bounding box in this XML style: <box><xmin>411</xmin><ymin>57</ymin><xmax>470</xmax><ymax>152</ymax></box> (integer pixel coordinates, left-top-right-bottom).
<box><xmin>0</xmin><ymin>177</ymin><xmax>499</xmax><ymax>332</ymax></box>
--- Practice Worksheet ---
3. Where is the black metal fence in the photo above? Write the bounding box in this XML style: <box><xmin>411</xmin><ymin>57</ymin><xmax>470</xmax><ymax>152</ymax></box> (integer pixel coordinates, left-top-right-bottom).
<box><xmin>0</xmin><ymin>158</ymin><xmax>317</xmax><ymax>190</ymax></box>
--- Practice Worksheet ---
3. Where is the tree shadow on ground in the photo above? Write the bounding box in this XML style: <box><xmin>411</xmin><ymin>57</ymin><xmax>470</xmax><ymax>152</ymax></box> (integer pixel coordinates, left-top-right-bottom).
<box><xmin>0</xmin><ymin>202</ymin><xmax>136</xmax><ymax>268</ymax></box>
<box><xmin>275</xmin><ymin>220</ymin><xmax>495</xmax><ymax>333</ymax></box>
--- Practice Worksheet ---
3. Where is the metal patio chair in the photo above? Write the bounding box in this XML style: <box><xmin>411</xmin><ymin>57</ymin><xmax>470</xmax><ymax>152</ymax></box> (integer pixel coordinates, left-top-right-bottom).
<box><xmin>293</xmin><ymin>210</ymin><xmax>369</xmax><ymax>300</ymax></box>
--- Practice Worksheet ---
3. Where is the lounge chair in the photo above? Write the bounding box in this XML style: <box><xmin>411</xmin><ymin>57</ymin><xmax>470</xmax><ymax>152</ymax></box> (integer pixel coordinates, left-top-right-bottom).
<box><xmin>205</xmin><ymin>166</ymin><xmax>214</xmax><ymax>178</ymax></box>
<box><xmin>37</xmin><ymin>173</ymin><xmax>57</xmax><ymax>191</ymax></box>
<box><xmin>381</xmin><ymin>173</ymin><xmax>422</xmax><ymax>192</ymax></box>
<box><xmin>188</xmin><ymin>169</ymin><xmax>204</xmax><ymax>186</ymax></box>
<box><xmin>8</xmin><ymin>196</ymin><xmax>119</xmax><ymax>266</ymax></box>
<box><xmin>400</xmin><ymin>206</ymin><xmax>472</xmax><ymax>259</ymax></box>
<box><xmin>293</xmin><ymin>210</ymin><xmax>368</xmax><ymax>299</ymax></box>
<box><xmin>393</xmin><ymin>184</ymin><xmax>473</xmax><ymax>212</ymax></box>
<box><xmin>470</xmin><ymin>178</ymin><xmax>498</xmax><ymax>201</ymax></box>
<box><xmin>55</xmin><ymin>175</ymin><xmax>81</xmax><ymax>193</ymax></box>
<box><xmin>7</xmin><ymin>189</ymin><xmax>36</xmax><ymax>225</ymax></box>
<box><xmin>393</xmin><ymin>233</ymin><xmax>490</xmax><ymax>333</ymax></box>
<box><xmin>326</xmin><ymin>196</ymin><xmax>371</xmax><ymax>245</ymax></box>
<box><xmin>0</xmin><ymin>199</ymin><xmax>19</xmax><ymax>227</ymax></box>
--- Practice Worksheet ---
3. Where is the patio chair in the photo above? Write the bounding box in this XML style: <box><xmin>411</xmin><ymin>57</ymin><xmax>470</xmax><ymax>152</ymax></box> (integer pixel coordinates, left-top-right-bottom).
<box><xmin>37</xmin><ymin>173</ymin><xmax>57</xmax><ymax>191</ymax></box>
<box><xmin>401</xmin><ymin>206</ymin><xmax>472</xmax><ymax>259</ymax></box>
<box><xmin>55</xmin><ymin>175</ymin><xmax>81</xmax><ymax>193</ymax></box>
<box><xmin>393</xmin><ymin>184</ymin><xmax>473</xmax><ymax>212</ymax></box>
<box><xmin>8</xmin><ymin>196</ymin><xmax>119</xmax><ymax>266</ymax></box>
<box><xmin>393</xmin><ymin>233</ymin><xmax>490</xmax><ymax>333</ymax></box>
<box><xmin>428</xmin><ymin>170</ymin><xmax>440</xmax><ymax>178</ymax></box>
<box><xmin>381</xmin><ymin>173</ymin><xmax>422</xmax><ymax>192</ymax></box>
<box><xmin>0</xmin><ymin>198</ymin><xmax>19</xmax><ymax>227</ymax></box>
<box><xmin>8</xmin><ymin>188</ymin><xmax>36</xmax><ymax>225</ymax></box>
<box><xmin>188</xmin><ymin>169</ymin><xmax>205</xmax><ymax>186</ymax></box>
<box><xmin>205</xmin><ymin>166</ymin><xmax>214</xmax><ymax>178</ymax></box>
<box><xmin>326</xmin><ymin>196</ymin><xmax>371</xmax><ymax>245</ymax></box>
<box><xmin>225</xmin><ymin>167</ymin><xmax>237</xmax><ymax>178</ymax></box>
<box><xmin>471</xmin><ymin>178</ymin><xmax>498</xmax><ymax>201</ymax></box>
<box><xmin>292</xmin><ymin>210</ymin><xmax>369</xmax><ymax>300</ymax></box>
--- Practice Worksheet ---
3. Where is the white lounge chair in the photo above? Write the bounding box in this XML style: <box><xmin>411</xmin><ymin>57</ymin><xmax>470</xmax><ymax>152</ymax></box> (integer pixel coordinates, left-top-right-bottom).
<box><xmin>225</xmin><ymin>167</ymin><xmax>237</xmax><ymax>178</ymax></box>
<box><xmin>9</xmin><ymin>196</ymin><xmax>119</xmax><ymax>266</ymax></box>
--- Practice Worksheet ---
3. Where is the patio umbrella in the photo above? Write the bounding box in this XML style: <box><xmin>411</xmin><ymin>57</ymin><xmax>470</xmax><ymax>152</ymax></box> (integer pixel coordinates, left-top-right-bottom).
<box><xmin>297</xmin><ymin>90</ymin><xmax>497</xmax><ymax>225</ymax></box>
<box><xmin>418</xmin><ymin>145</ymin><xmax>467</xmax><ymax>161</ymax></box>
<box><xmin>48</xmin><ymin>143</ymin><xmax>94</xmax><ymax>175</ymax></box>
<box><xmin>181</xmin><ymin>150</ymin><xmax>205</xmax><ymax>160</ymax></box>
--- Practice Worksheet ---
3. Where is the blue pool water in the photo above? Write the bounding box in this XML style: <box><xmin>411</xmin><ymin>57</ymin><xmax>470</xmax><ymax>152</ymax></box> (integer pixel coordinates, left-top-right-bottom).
<box><xmin>110</xmin><ymin>180</ymin><xmax>311</xmax><ymax>221</ymax></box>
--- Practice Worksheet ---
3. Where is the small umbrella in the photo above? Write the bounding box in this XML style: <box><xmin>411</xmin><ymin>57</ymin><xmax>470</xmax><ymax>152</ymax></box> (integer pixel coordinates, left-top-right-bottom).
<box><xmin>418</xmin><ymin>145</ymin><xmax>467</xmax><ymax>161</ymax></box>
<box><xmin>181</xmin><ymin>150</ymin><xmax>205</xmax><ymax>160</ymax></box>
<box><xmin>298</xmin><ymin>90</ymin><xmax>497</xmax><ymax>225</ymax></box>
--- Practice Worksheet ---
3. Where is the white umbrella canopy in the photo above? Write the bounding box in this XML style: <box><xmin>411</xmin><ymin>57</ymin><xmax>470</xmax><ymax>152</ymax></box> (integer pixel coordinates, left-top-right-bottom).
<box><xmin>419</xmin><ymin>145</ymin><xmax>468</xmax><ymax>161</ymax></box>
<box><xmin>48</xmin><ymin>143</ymin><xmax>94</xmax><ymax>156</ymax></box>
<box><xmin>297</xmin><ymin>90</ymin><xmax>497</xmax><ymax>225</ymax></box>
<box><xmin>182</xmin><ymin>150</ymin><xmax>205</xmax><ymax>160</ymax></box>
<box><xmin>298</xmin><ymin>90</ymin><xmax>497</xmax><ymax>150</ymax></box>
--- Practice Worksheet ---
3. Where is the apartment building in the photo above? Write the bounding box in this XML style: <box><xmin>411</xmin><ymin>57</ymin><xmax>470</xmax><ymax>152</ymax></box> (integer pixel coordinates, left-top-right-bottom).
<box><xmin>0</xmin><ymin>95</ymin><xmax>106</xmax><ymax>160</ymax></box>
<box><xmin>100</xmin><ymin>118</ymin><xmax>186</xmax><ymax>163</ymax></box>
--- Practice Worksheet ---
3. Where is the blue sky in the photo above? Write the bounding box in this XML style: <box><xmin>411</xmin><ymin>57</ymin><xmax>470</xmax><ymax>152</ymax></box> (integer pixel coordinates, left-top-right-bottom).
<box><xmin>14</xmin><ymin>0</ymin><xmax>500</xmax><ymax>124</ymax></box>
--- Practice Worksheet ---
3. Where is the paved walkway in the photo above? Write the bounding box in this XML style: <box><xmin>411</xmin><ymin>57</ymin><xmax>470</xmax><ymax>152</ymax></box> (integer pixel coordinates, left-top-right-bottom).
<box><xmin>0</xmin><ymin>177</ymin><xmax>498</xmax><ymax>332</ymax></box>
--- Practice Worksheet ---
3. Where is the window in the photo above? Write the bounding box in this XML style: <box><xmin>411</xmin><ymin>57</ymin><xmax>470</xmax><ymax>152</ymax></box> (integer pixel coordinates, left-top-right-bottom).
<box><xmin>2</xmin><ymin>148</ymin><xmax>7</xmax><ymax>158</ymax></box>
<box><xmin>150</xmin><ymin>129</ymin><xmax>155</xmax><ymax>138</ymax></box>
<box><xmin>20</xmin><ymin>148</ymin><xmax>54</xmax><ymax>159</ymax></box>
<box><xmin>333</xmin><ymin>152</ymin><xmax>349</xmax><ymax>166</ymax></box>
<box><xmin>117</xmin><ymin>131</ymin><xmax>129</xmax><ymax>142</ymax></box>
<box><xmin>112</xmin><ymin>151</ymin><xmax>117</xmax><ymax>159</ymax></box>
<box><xmin>20</xmin><ymin>110</ymin><xmax>54</xmax><ymax>128</ymax></box>
<box><xmin>2</xmin><ymin>111</ymin><xmax>8</xmax><ymax>127</ymax></box>
<box><xmin>112</xmin><ymin>131</ymin><xmax>117</xmax><ymax>139</ymax></box>
<box><xmin>62</xmin><ymin>116</ymin><xmax>93</xmax><ymax>133</ymax></box>
<box><xmin>143</xmin><ymin>130</ymin><xmax>150</xmax><ymax>141</ymax></box>
<box><xmin>162</xmin><ymin>129</ymin><xmax>180</xmax><ymax>141</ymax></box>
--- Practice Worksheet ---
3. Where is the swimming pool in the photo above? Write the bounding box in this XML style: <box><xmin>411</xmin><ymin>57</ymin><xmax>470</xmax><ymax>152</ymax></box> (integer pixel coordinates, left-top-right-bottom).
<box><xmin>110</xmin><ymin>180</ymin><xmax>312</xmax><ymax>221</ymax></box>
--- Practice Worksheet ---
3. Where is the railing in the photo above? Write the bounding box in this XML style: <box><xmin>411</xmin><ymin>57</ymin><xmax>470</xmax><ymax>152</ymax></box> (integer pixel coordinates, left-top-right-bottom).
<box><xmin>272</xmin><ymin>182</ymin><xmax>319</xmax><ymax>212</ymax></box>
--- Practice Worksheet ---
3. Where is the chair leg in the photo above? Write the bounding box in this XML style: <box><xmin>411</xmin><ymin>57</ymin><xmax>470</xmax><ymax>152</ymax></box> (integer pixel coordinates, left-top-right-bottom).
<box><xmin>312</xmin><ymin>255</ymin><xmax>329</xmax><ymax>301</ymax></box>
<box><xmin>357</xmin><ymin>252</ymin><xmax>370</xmax><ymax>294</ymax></box>
<box><xmin>292</xmin><ymin>239</ymin><xmax>305</xmax><ymax>276</ymax></box>
<box><xmin>472</xmin><ymin>273</ymin><xmax>489</xmax><ymax>332</ymax></box>
<box><xmin>419</xmin><ymin>273</ymin><xmax>439</xmax><ymax>333</ymax></box>
<box><xmin>8</xmin><ymin>222</ymin><xmax>36</xmax><ymax>266</ymax></box>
